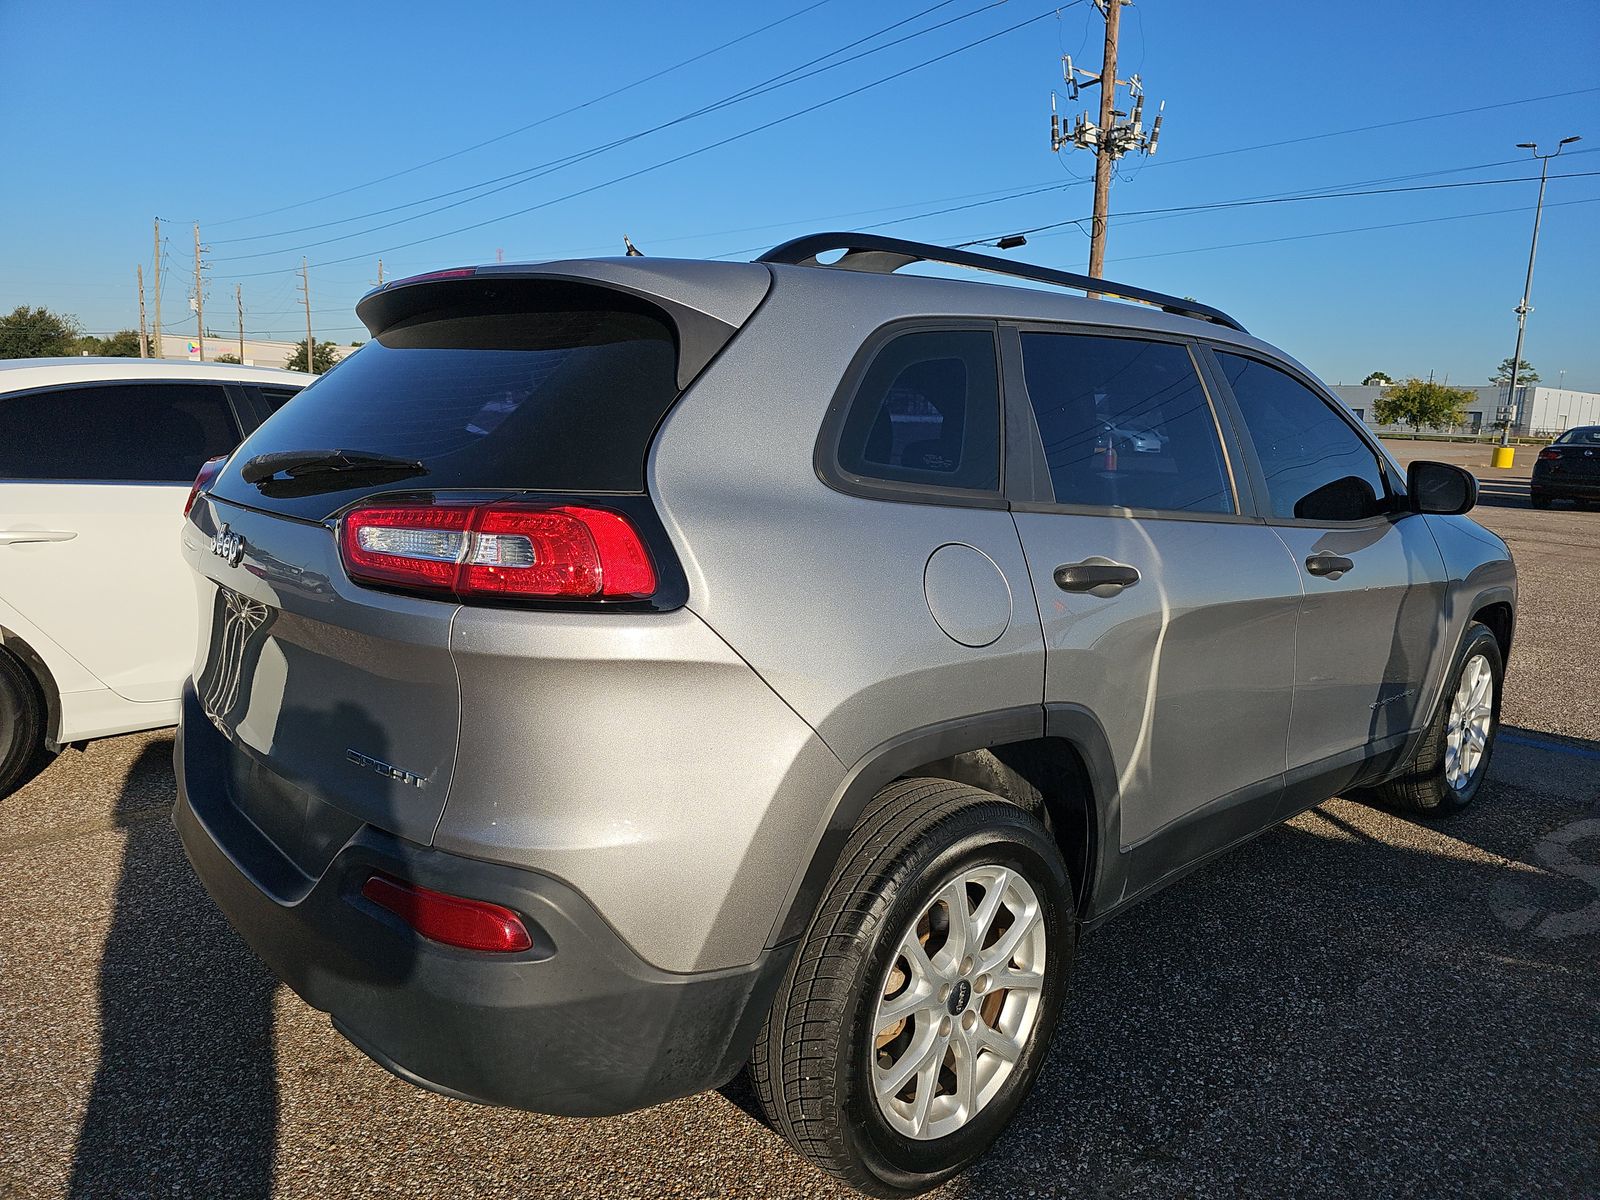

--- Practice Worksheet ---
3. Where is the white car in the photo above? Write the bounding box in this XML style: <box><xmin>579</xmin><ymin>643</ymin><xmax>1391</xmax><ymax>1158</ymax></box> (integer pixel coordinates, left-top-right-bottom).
<box><xmin>0</xmin><ymin>358</ymin><xmax>311</xmax><ymax>796</ymax></box>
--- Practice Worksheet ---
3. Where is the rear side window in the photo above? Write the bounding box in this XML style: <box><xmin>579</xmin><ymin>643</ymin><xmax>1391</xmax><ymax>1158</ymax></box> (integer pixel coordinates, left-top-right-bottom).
<box><xmin>1217</xmin><ymin>352</ymin><xmax>1390</xmax><ymax>522</ymax></box>
<box><xmin>211</xmin><ymin>283</ymin><xmax>679</xmax><ymax>520</ymax></box>
<box><xmin>0</xmin><ymin>383</ymin><xmax>239</xmax><ymax>482</ymax></box>
<box><xmin>1019</xmin><ymin>333</ymin><xmax>1233</xmax><ymax>514</ymax></box>
<box><xmin>258</xmin><ymin>387</ymin><xmax>299</xmax><ymax>413</ymax></box>
<box><xmin>835</xmin><ymin>329</ymin><xmax>1000</xmax><ymax>493</ymax></box>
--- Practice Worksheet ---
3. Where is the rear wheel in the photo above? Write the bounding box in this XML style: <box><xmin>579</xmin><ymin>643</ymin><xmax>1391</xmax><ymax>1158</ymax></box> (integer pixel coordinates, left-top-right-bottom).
<box><xmin>1369</xmin><ymin>623</ymin><xmax>1502</xmax><ymax>816</ymax></box>
<box><xmin>0</xmin><ymin>651</ymin><xmax>46</xmax><ymax>799</ymax></box>
<box><xmin>1529</xmin><ymin>491</ymin><xmax>1552</xmax><ymax>509</ymax></box>
<box><xmin>750</xmin><ymin>779</ymin><xmax>1073</xmax><ymax>1196</ymax></box>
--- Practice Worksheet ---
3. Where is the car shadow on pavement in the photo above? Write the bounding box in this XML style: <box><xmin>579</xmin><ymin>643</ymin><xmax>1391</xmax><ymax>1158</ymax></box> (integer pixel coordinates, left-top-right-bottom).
<box><xmin>66</xmin><ymin>737</ymin><xmax>278</xmax><ymax>1199</ymax></box>
<box><xmin>944</xmin><ymin>734</ymin><xmax>1600</xmax><ymax>1199</ymax></box>
<box><xmin>1474</xmin><ymin>477</ymin><xmax>1533</xmax><ymax>509</ymax></box>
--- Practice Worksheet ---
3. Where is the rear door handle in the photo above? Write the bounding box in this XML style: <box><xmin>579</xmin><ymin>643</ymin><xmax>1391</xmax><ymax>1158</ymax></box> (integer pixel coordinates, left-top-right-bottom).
<box><xmin>1305</xmin><ymin>553</ymin><xmax>1355</xmax><ymax>578</ymax></box>
<box><xmin>1054</xmin><ymin>559</ymin><xmax>1141</xmax><ymax>594</ymax></box>
<box><xmin>0</xmin><ymin>529</ymin><xmax>77</xmax><ymax>545</ymax></box>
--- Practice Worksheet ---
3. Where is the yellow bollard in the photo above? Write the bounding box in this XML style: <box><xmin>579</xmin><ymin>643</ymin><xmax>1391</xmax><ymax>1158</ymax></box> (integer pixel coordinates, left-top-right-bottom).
<box><xmin>1492</xmin><ymin>445</ymin><xmax>1516</xmax><ymax>469</ymax></box>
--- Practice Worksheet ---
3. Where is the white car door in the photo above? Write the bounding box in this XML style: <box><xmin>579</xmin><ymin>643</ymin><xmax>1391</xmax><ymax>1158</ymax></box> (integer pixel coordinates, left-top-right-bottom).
<box><xmin>0</xmin><ymin>380</ymin><xmax>243</xmax><ymax>703</ymax></box>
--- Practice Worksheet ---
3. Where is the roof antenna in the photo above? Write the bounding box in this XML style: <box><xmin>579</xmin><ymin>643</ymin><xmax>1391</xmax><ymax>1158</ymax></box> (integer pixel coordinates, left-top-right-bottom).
<box><xmin>623</xmin><ymin>235</ymin><xmax>644</xmax><ymax>257</ymax></box>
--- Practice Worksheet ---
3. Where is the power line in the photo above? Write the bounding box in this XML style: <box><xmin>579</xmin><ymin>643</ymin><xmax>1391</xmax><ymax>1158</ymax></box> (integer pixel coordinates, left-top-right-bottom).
<box><xmin>207</xmin><ymin>0</ymin><xmax>841</xmax><ymax>228</ymax></box>
<box><xmin>948</xmin><ymin>169</ymin><xmax>1600</xmax><ymax>246</ymax></box>
<box><xmin>706</xmin><ymin>148</ymin><xmax>1598</xmax><ymax>259</ymax></box>
<box><xmin>224</xmin><ymin>4</ymin><xmax>1070</xmax><ymax>279</ymax></box>
<box><xmin>1034</xmin><ymin>195</ymin><xmax>1600</xmax><ymax>269</ymax></box>
<box><xmin>211</xmin><ymin>0</ymin><xmax>989</xmax><ymax>251</ymax></box>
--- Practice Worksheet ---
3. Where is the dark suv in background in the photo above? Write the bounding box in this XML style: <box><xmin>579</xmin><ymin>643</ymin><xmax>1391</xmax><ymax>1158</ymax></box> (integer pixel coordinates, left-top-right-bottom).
<box><xmin>173</xmin><ymin>235</ymin><xmax>1515</xmax><ymax>1196</ymax></box>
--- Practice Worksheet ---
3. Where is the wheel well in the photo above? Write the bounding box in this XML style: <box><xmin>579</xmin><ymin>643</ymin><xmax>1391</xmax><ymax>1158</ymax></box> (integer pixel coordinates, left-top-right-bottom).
<box><xmin>1472</xmin><ymin>601</ymin><xmax>1514</xmax><ymax>662</ymax></box>
<box><xmin>0</xmin><ymin>631</ymin><xmax>60</xmax><ymax>748</ymax></box>
<box><xmin>900</xmin><ymin>737</ymin><xmax>1096</xmax><ymax>914</ymax></box>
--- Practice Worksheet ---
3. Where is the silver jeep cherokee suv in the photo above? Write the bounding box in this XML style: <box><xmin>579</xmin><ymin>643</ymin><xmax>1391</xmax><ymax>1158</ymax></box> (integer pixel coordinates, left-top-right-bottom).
<box><xmin>175</xmin><ymin>234</ymin><xmax>1515</xmax><ymax>1196</ymax></box>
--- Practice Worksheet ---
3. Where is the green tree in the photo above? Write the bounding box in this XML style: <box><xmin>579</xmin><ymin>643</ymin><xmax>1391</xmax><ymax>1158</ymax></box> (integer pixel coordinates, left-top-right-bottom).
<box><xmin>0</xmin><ymin>305</ymin><xmax>81</xmax><ymax>358</ymax></box>
<box><xmin>283</xmin><ymin>338</ymin><xmax>338</xmax><ymax>374</ymax></box>
<box><xmin>1362</xmin><ymin>370</ymin><xmax>1394</xmax><ymax>386</ymax></box>
<box><xmin>1490</xmin><ymin>357</ymin><xmax>1539</xmax><ymax>385</ymax></box>
<box><xmin>91</xmin><ymin>329</ymin><xmax>149</xmax><ymax>358</ymax></box>
<box><xmin>213</xmin><ymin>352</ymin><xmax>243</xmax><ymax>364</ymax></box>
<box><xmin>1374</xmin><ymin>378</ymin><xmax>1472</xmax><ymax>432</ymax></box>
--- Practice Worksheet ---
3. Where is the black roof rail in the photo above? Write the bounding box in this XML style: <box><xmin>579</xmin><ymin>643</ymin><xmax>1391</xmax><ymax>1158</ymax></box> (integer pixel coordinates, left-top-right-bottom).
<box><xmin>758</xmin><ymin>232</ymin><xmax>1246</xmax><ymax>333</ymax></box>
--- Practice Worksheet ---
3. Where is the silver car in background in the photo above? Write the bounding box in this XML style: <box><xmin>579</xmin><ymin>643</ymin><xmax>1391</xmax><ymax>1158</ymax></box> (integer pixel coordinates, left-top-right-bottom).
<box><xmin>173</xmin><ymin>234</ymin><xmax>1514</xmax><ymax>1196</ymax></box>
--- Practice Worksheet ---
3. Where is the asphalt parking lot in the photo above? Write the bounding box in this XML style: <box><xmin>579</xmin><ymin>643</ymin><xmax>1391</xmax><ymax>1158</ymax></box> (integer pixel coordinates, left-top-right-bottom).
<box><xmin>2</xmin><ymin>444</ymin><xmax>1597</xmax><ymax>1199</ymax></box>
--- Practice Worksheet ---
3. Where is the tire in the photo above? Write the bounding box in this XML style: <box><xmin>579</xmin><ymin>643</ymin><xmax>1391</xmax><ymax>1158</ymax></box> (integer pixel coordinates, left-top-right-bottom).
<box><xmin>0</xmin><ymin>650</ymin><xmax>46</xmax><ymax>800</ymax></box>
<box><xmin>1529</xmin><ymin>492</ymin><xmax>1551</xmax><ymax>509</ymax></box>
<box><xmin>750</xmin><ymin>778</ymin><xmax>1074</xmax><ymax>1197</ymax></box>
<box><xmin>1369</xmin><ymin>622</ymin><xmax>1503</xmax><ymax>817</ymax></box>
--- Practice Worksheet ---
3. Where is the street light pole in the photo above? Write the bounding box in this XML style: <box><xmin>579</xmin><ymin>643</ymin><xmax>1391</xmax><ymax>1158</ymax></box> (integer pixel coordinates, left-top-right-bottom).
<box><xmin>1500</xmin><ymin>135</ymin><xmax>1581</xmax><ymax>446</ymax></box>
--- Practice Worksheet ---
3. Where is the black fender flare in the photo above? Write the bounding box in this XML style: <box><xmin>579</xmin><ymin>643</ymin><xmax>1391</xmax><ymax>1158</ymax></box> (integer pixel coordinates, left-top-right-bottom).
<box><xmin>768</xmin><ymin>703</ymin><xmax>1127</xmax><ymax>946</ymax></box>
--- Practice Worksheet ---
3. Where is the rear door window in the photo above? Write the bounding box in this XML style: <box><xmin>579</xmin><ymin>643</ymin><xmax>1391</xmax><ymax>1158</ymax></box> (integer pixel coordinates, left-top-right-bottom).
<box><xmin>833</xmin><ymin>329</ymin><xmax>1000</xmax><ymax>494</ymax></box>
<box><xmin>210</xmin><ymin>283</ymin><xmax>680</xmax><ymax>521</ymax></box>
<box><xmin>0</xmin><ymin>383</ymin><xmax>240</xmax><ymax>483</ymax></box>
<box><xmin>1019</xmin><ymin>332</ymin><xmax>1234</xmax><ymax>514</ymax></box>
<box><xmin>1217</xmin><ymin>352</ymin><xmax>1391</xmax><ymax>522</ymax></box>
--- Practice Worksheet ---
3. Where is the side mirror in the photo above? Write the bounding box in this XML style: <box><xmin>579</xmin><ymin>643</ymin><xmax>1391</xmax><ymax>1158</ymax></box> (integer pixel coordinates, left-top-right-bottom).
<box><xmin>1408</xmin><ymin>460</ymin><xmax>1477</xmax><ymax>515</ymax></box>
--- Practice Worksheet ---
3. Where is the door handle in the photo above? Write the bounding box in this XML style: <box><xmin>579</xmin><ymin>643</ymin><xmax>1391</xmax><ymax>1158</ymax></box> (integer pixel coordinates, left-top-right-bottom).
<box><xmin>0</xmin><ymin>529</ymin><xmax>78</xmax><ymax>545</ymax></box>
<box><xmin>1054</xmin><ymin>558</ymin><xmax>1141</xmax><ymax>594</ymax></box>
<box><xmin>1305</xmin><ymin>552</ymin><xmax>1355</xmax><ymax>578</ymax></box>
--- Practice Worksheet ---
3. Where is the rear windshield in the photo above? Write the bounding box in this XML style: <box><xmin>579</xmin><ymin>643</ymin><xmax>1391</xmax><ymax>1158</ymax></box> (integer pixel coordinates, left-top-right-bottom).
<box><xmin>1555</xmin><ymin>427</ymin><xmax>1600</xmax><ymax>445</ymax></box>
<box><xmin>211</xmin><ymin>283</ymin><xmax>678</xmax><ymax>520</ymax></box>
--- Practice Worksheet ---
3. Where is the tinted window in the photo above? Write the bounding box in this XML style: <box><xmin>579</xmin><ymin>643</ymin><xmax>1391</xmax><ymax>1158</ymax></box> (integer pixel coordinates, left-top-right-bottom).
<box><xmin>1555</xmin><ymin>426</ymin><xmax>1600</xmax><ymax>445</ymax></box>
<box><xmin>258</xmin><ymin>387</ymin><xmax>299</xmax><ymax>413</ymax></box>
<box><xmin>1020</xmin><ymin>333</ymin><xmax>1233</xmax><ymax>514</ymax></box>
<box><xmin>836</xmin><ymin>330</ymin><xmax>1000</xmax><ymax>493</ymax></box>
<box><xmin>211</xmin><ymin>284</ymin><xmax>679</xmax><ymax>521</ymax></box>
<box><xmin>0</xmin><ymin>383</ymin><xmax>239</xmax><ymax>483</ymax></box>
<box><xmin>1218</xmin><ymin>352</ymin><xmax>1390</xmax><ymax>521</ymax></box>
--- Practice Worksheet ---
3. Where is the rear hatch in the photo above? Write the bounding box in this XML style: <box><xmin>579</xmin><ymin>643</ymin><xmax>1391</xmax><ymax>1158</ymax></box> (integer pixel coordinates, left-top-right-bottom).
<box><xmin>1540</xmin><ymin>430</ymin><xmax>1600</xmax><ymax>478</ymax></box>
<box><xmin>186</xmin><ymin>263</ymin><xmax>770</xmax><ymax>876</ymax></box>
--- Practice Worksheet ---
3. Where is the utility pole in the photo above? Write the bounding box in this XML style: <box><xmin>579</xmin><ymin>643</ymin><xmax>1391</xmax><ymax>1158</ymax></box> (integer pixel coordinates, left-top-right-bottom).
<box><xmin>1050</xmin><ymin>0</ymin><xmax>1164</xmax><ymax>280</ymax></box>
<box><xmin>136</xmin><ymin>264</ymin><xmax>151</xmax><ymax>358</ymax></box>
<box><xmin>236</xmin><ymin>284</ymin><xmax>246</xmax><ymax>364</ymax></box>
<box><xmin>192</xmin><ymin>221</ymin><xmax>206</xmax><ymax>362</ymax></box>
<box><xmin>300</xmin><ymin>257</ymin><xmax>316</xmax><ymax>374</ymax></box>
<box><xmin>1499</xmin><ymin>134</ymin><xmax>1582</xmax><ymax>447</ymax></box>
<box><xmin>152</xmin><ymin>218</ymin><xmax>163</xmax><ymax>357</ymax></box>
<box><xmin>377</xmin><ymin>258</ymin><xmax>384</xmax><ymax>285</ymax></box>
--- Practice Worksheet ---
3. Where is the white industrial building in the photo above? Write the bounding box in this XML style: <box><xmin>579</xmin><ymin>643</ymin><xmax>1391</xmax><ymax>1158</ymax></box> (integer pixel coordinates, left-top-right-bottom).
<box><xmin>1332</xmin><ymin>383</ymin><xmax>1600</xmax><ymax>438</ymax></box>
<box><xmin>152</xmin><ymin>332</ymin><xmax>355</xmax><ymax>370</ymax></box>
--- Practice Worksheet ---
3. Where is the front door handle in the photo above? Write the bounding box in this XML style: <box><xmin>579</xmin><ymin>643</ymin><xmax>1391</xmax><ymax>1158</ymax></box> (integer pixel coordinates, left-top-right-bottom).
<box><xmin>0</xmin><ymin>529</ymin><xmax>78</xmax><ymax>545</ymax></box>
<box><xmin>1305</xmin><ymin>552</ymin><xmax>1355</xmax><ymax>578</ymax></box>
<box><xmin>1054</xmin><ymin>558</ymin><xmax>1141</xmax><ymax>595</ymax></box>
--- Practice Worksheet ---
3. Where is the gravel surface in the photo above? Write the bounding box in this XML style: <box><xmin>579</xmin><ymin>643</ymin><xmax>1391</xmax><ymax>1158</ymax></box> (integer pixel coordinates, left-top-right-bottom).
<box><xmin>2</xmin><ymin>460</ymin><xmax>1596</xmax><ymax>1199</ymax></box>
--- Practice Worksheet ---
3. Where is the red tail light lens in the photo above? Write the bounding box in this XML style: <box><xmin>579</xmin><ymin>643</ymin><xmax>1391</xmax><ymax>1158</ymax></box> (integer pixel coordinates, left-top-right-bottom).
<box><xmin>1538</xmin><ymin>448</ymin><xmax>1563</xmax><ymax>461</ymax></box>
<box><xmin>185</xmin><ymin>455</ymin><xmax>229</xmax><ymax>516</ymax></box>
<box><xmin>340</xmin><ymin>502</ymin><xmax>657</xmax><ymax>601</ymax></box>
<box><xmin>361</xmin><ymin>873</ymin><xmax>533</xmax><ymax>953</ymax></box>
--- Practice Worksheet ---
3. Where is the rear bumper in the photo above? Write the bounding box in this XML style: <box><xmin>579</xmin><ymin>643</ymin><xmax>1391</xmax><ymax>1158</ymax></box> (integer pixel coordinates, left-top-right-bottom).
<box><xmin>173</xmin><ymin>688</ymin><xmax>790</xmax><ymax>1116</ymax></box>
<box><xmin>1531</xmin><ymin>471</ymin><xmax>1600</xmax><ymax>498</ymax></box>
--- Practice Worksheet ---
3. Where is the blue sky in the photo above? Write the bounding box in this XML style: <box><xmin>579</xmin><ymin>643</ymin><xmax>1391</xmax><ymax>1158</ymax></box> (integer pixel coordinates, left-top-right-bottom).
<box><xmin>3</xmin><ymin>0</ymin><xmax>1597</xmax><ymax>388</ymax></box>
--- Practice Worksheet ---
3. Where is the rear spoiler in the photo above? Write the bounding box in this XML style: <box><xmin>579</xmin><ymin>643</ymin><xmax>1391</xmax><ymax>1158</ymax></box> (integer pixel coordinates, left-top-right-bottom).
<box><xmin>356</xmin><ymin>260</ymin><xmax>772</xmax><ymax>392</ymax></box>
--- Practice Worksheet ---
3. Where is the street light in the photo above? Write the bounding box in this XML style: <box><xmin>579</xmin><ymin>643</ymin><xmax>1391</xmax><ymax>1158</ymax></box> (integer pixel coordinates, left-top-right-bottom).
<box><xmin>1499</xmin><ymin>134</ymin><xmax>1582</xmax><ymax>448</ymax></box>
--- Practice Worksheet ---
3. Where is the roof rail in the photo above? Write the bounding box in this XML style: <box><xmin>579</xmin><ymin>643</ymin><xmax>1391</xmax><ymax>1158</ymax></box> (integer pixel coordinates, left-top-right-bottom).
<box><xmin>758</xmin><ymin>232</ymin><xmax>1246</xmax><ymax>333</ymax></box>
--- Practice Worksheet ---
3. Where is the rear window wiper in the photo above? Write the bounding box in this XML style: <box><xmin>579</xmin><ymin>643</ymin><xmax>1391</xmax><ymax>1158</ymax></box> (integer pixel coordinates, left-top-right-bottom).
<box><xmin>240</xmin><ymin>449</ymin><xmax>426</xmax><ymax>485</ymax></box>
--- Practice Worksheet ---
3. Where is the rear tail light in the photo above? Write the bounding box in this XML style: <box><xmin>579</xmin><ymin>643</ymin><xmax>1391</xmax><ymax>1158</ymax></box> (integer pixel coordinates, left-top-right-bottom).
<box><xmin>360</xmin><ymin>873</ymin><xmax>533</xmax><ymax>953</ymax></box>
<box><xmin>340</xmin><ymin>501</ymin><xmax>657</xmax><ymax>601</ymax></box>
<box><xmin>1538</xmin><ymin>448</ymin><xmax>1563</xmax><ymax>461</ymax></box>
<box><xmin>185</xmin><ymin>455</ymin><xmax>229</xmax><ymax>516</ymax></box>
